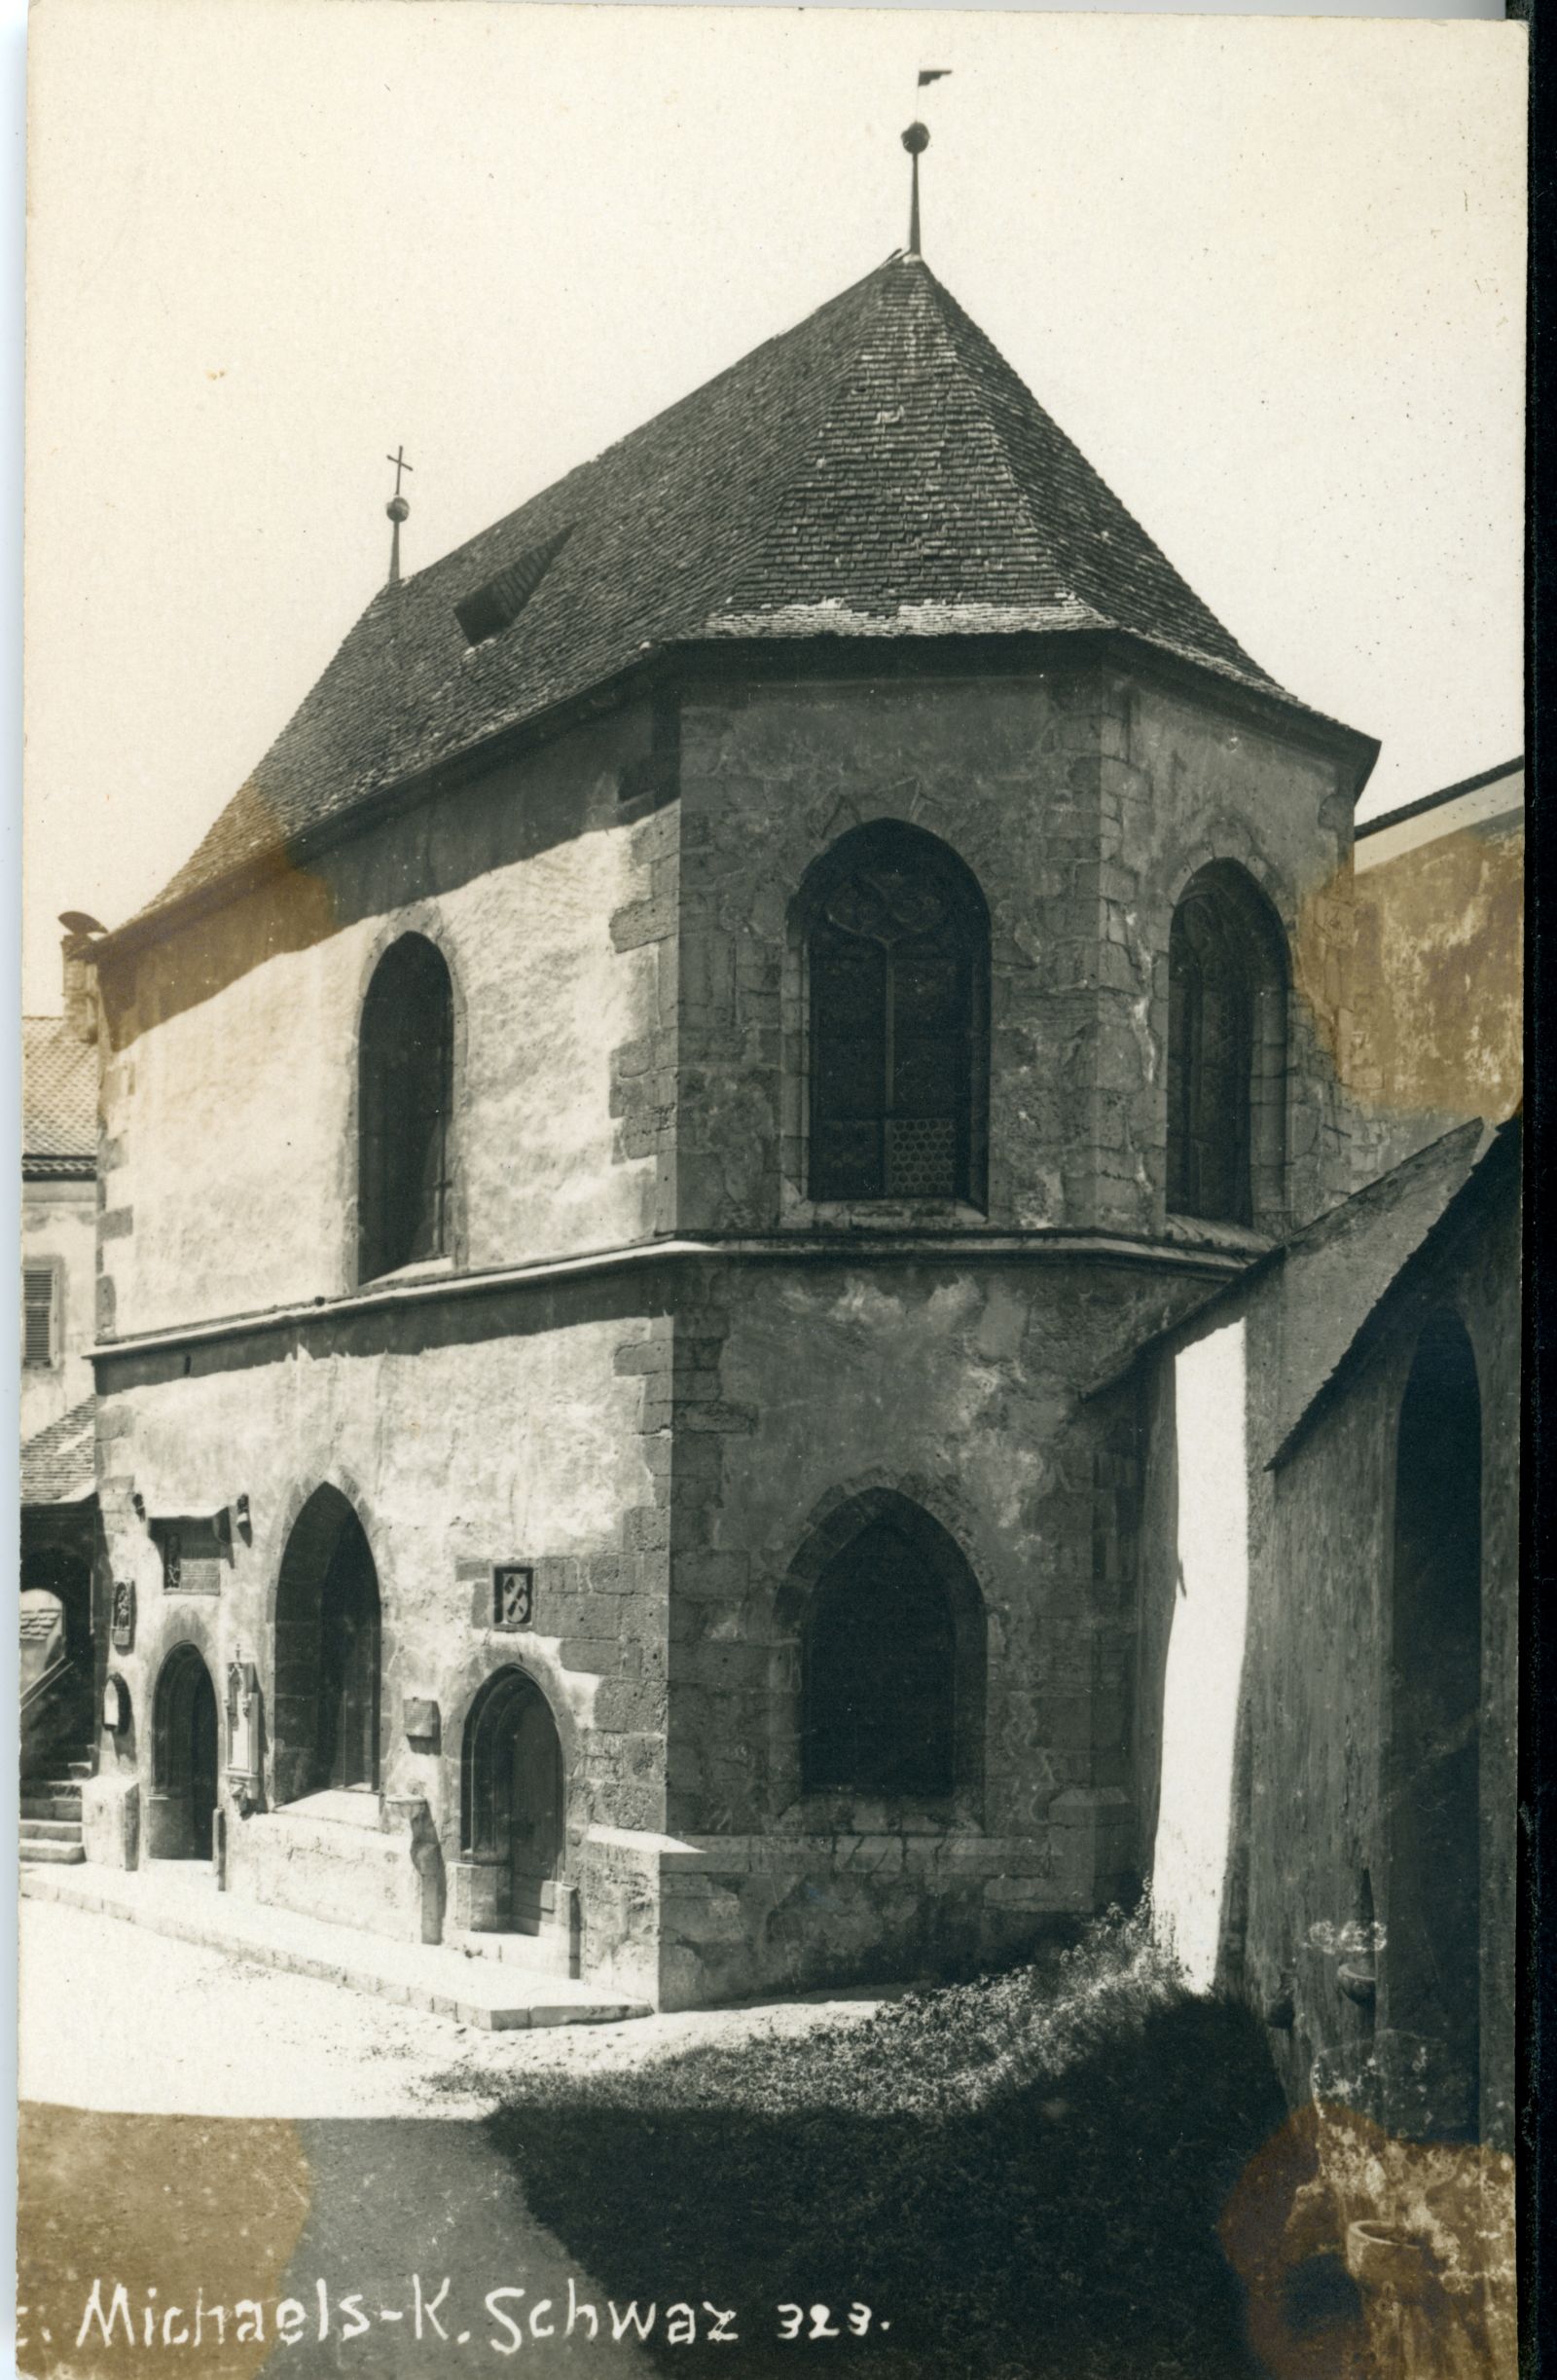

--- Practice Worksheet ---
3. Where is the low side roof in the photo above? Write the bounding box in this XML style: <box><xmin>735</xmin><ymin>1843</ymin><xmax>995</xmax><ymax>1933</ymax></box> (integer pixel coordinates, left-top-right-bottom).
<box><xmin>122</xmin><ymin>251</ymin><xmax>1372</xmax><ymax>946</ymax></box>
<box><xmin>1270</xmin><ymin>1115</ymin><xmax>1518</xmax><ymax>1467</ymax></box>
<box><xmin>1089</xmin><ymin>1118</ymin><xmax>1489</xmax><ymax>1429</ymax></box>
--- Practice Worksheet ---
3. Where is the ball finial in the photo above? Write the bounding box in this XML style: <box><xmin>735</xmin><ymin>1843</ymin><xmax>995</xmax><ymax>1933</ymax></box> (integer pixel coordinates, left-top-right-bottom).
<box><xmin>386</xmin><ymin>494</ymin><xmax>411</xmax><ymax>524</ymax></box>
<box><xmin>901</xmin><ymin>121</ymin><xmax>930</xmax><ymax>156</ymax></box>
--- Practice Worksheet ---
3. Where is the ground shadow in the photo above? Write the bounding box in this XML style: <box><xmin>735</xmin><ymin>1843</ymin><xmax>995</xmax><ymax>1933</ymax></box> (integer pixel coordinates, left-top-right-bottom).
<box><xmin>486</xmin><ymin>1993</ymin><xmax>1288</xmax><ymax>2380</ymax></box>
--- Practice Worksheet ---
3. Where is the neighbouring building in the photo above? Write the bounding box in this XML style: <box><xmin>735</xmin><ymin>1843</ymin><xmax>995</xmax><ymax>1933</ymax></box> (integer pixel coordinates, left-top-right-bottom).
<box><xmin>21</xmin><ymin>929</ymin><xmax>105</xmax><ymax>1810</ymax></box>
<box><xmin>61</xmin><ymin>228</ymin><xmax>1519</xmax><ymax>2137</ymax></box>
<box><xmin>1349</xmin><ymin>757</ymin><xmax>1523</xmax><ymax>1173</ymax></box>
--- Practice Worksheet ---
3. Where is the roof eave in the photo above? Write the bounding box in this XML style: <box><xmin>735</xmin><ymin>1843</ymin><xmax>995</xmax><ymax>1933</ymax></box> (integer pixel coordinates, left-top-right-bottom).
<box><xmin>95</xmin><ymin>622</ymin><xmax>1377</xmax><ymax>967</ymax></box>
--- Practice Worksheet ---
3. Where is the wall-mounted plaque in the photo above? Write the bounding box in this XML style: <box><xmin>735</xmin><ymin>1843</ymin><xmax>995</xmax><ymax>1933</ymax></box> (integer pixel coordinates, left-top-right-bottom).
<box><xmin>403</xmin><ymin>1696</ymin><xmax>441</xmax><ymax>1750</ymax></box>
<box><xmin>153</xmin><ymin>1513</ymin><xmax>231</xmax><ymax>1596</ymax></box>
<box><xmin>492</xmin><ymin>1563</ymin><xmax>535</xmax><ymax>1629</ymax></box>
<box><xmin>110</xmin><ymin>1580</ymin><xmax>135</xmax><ymax>1652</ymax></box>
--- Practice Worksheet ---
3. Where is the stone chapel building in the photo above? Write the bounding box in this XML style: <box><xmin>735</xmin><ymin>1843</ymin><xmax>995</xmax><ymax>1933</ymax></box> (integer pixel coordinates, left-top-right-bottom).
<box><xmin>65</xmin><ymin>243</ymin><xmax>1520</xmax><ymax>2123</ymax></box>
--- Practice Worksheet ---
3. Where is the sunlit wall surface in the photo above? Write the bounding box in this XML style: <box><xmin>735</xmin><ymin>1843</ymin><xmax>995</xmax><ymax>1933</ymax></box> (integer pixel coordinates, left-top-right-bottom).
<box><xmin>1150</xmin><ymin>1318</ymin><xmax>1249</xmax><ymax>1992</ymax></box>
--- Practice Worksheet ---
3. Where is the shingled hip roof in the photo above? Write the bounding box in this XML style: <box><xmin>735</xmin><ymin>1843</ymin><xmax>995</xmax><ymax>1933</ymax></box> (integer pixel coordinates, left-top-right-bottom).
<box><xmin>21</xmin><ymin>1397</ymin><xmax>96</xmax><ymax>1507</ymax></box>
<box><xmin>22</xmin><ymin>1017</ymin><xmax>96</xmax><ymax>1170</ymax></box>
<box><xmin>132</xmin><ymin>252</ymin><xmax>1367</xmax><ymax>937</ymax></box>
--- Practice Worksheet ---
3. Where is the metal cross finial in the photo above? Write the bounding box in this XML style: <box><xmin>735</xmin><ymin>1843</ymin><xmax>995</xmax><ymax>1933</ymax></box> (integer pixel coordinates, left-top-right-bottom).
<box><xmin>385</xmin><ymin>446</ymin><xmax>414</xmax><ymax>587</ymax></box>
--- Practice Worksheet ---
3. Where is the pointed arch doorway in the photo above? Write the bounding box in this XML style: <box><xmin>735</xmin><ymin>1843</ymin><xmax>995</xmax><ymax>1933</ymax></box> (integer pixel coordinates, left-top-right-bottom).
<box><xmin>273</xmin><ymin>1487</ymin><xmax>382</xmax><ymax>1807</ymax></box>
<box><xmin>461</xmin><ymin>1668</ymin><xmax>565</xmax><ymax>1933</ymax></box>
<box><xmin>151</xmin><ymin>1644</ymin><xmax>219</xmax><ymax>1860</ymax></box>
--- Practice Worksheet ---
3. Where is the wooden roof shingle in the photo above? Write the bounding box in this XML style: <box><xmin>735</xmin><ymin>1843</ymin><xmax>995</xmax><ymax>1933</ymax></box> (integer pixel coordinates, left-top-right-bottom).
<box><xmin>126</xmin><ymin>252</ymin><xmax>1365</xmax><ymax>942</ymax></box>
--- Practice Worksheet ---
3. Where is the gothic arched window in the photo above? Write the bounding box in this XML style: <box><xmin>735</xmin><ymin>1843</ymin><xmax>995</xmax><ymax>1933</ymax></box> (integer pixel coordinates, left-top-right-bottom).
<box><xmin>358</xmin><ymin>934</ymin><xmax>454</xmax><ymax>1282</ymax></box>
<box><xmin>803</xmin><ymin>824</ymin><xmax>989</xmax><ymax>1205</ymax></box>
<box><xmin>797</xmin><ymin>1499</ymin><xmax>984</xmax><ymax>1802</ymax></box>
<box><xmin>1166</xmin><ymin>863</ymin><xmax>1287</xmax><ymax>1227</ymax></box>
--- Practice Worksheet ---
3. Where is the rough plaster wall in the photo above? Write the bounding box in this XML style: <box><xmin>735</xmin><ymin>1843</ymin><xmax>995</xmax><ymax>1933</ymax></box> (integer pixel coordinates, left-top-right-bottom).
<box><xmin>96</xmin><ymin>703</ymin><xmax>666</xmax><ymax>1339</ymax></box>
<box><xmin>95</xmin><ymin>1299</ymin><xmax>671</xmax><ymax>1874</ymax></box>
<box><xmin>673</xmin><ymin>666</ymin><xmax>1352</xmax><ymax>1240</ymax></box>
<box><xmin>1349</xmin><ymin>821</ymin><xmax>1524</xmax><ymax>1178</ymax></box>
<box><xmin>1244</xmin><ymin>1327</ymin><xmax>1384</xmax><ymax>2118</ymax></box>
<box><xmin>20</xmin><ymin>1178</ymin><xmax>96</xmax><ymax>1439</ymax></box>
<box><xmin>1173</xmin><ymin>1160</ymin><xmax>1520</xmax><ymax>2151</ymax></box>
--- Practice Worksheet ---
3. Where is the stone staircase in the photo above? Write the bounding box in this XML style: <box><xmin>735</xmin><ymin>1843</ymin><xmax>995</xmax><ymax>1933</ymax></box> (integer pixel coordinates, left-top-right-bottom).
<box><xmin>19</xmin><ymin>1759</ymin><xmax>91</xmax><ymax>1866</ymax></box>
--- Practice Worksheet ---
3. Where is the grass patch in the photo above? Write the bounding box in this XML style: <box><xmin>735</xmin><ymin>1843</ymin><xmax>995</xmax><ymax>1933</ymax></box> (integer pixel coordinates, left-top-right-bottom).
<box><xmin>486</xmin><ymin>1911</ymin><xmax>1285</xmax><ymax>2377</ymax></box>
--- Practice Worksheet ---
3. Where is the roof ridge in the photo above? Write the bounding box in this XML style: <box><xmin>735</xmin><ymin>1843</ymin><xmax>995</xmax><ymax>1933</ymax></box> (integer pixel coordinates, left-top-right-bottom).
<box><xmin>697</xmin><ymin>264</ymin><xmax>905</xmax><ymax>625</ymax></box>
<box><xmin>403</xmin><ymin>256</ymin><xmax>908</xmax><ymax>606</ymax></box>
<box><xmin>911</xmin><ymin>265</ymin><xmax>1107</xmax><ymax>626</ymax></box>
<box><xmin>923</xmin><ymin>268</ymin><xmax>1278</xmax><ymax>689</ymax></box>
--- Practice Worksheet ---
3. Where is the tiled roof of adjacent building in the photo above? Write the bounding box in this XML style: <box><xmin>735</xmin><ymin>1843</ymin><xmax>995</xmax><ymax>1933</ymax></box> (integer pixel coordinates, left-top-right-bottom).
<box><xmin>20</xmin><ymin>1397</ymin><xmax>96</xmax><ymax>1506</ymax></box>
<box><xmin>1269</xmin><ymin>1114</ymin><xmax>1519</xmax><ymax>1468</ymax></box>
<box><xmin>121</xmin><ymin>251</ymin><xmax>1371</xmax><ymax>944</ymax></box>
<box><xmin>22</xmin><ymin>1016</ymin><xmax>96</xmax><ymax>1174</ymax></box>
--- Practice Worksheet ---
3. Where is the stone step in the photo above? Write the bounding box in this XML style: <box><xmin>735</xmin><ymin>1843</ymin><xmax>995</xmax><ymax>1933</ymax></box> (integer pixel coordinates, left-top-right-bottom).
<box><xmin>20</xmin><ymin>1841</ymin><xmax>86</xmax><ymax>1865</ymax></box>
<box><xmin>21</xmin><ymin>1792</ymin><xmax>83</xmax><ymax>1821</ymax></box>
<box><xmin>447</xmin><ymin>1926</ymin><xmax>570</xmax><ymax>1975</ymax></box>
<box><xmin>20</xmin><ymin>1817</ymin><xmax>84</xmax><ymax>1842</ymax></box>
<box><xmin>20</xmin><ymin>1865</ymin><xmax>651</xmax><ymax>2031</ymax></box>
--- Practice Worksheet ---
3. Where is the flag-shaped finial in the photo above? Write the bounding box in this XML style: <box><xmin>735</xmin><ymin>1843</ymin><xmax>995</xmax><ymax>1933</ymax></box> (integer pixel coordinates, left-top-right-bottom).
<box><xmin>903</xmin><ymin>72</ymin><xmax>950</xmax><ymax>255</ymax></box>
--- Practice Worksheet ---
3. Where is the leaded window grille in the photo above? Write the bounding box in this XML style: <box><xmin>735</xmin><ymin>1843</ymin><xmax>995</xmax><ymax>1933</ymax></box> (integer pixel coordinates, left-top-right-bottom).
<box><xmin>805</xmin><ymin>826</ymin><xmax>989</xmax><ymax>1205</ymax></box>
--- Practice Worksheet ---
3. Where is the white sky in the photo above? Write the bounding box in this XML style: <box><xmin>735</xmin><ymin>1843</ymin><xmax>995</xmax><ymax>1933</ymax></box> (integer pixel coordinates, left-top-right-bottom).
<box><xmin>21</xmin><ymin>0</ymin><xmax>1526</xmax><ymax>1012</ymax></box>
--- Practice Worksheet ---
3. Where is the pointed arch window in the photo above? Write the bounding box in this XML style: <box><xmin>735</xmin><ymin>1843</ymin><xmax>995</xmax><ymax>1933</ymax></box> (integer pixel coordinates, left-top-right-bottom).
<box><xmin>803</xmin><ymin>824</ymin><xmax>989</xmax><ymax>1205</ymax></box>
<box><xmin>783</xmin><ymin>1491</ymin><xmax>987</xmax><ymax>1811</ymax></box>
<box><xmin>358</xmin><ymin>934</ymin><xmax>453</xmax><ymax>1281</ymax></box>
<box><xmin>1167</xmin><ymin>863</ymin><xmax>1287</xmax><ymax>1227</ymax></box>
<box><xmin>803</xmin><ymin>1516</ymin><xmax>958</xmax><ymax>1795</ymax></box>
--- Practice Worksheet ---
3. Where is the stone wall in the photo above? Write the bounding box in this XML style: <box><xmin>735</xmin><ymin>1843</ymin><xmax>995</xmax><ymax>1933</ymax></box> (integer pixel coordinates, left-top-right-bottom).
<box><xmin>672</xmin><ymin>658</ymin><xmax>1356</xmax><ymax>1242</ymax></box>
<box><xmin>655</xmin><ymin>1248</ymin><xmax>1223</xmax><ymax>2002</ymax></box>
<box><xmin>83</xmin><ymin>643</ymin><xmax>1389</xmax><ymax>2011</ymax></box>
<box><xmin>91</xmin><ymin>1274</ymin><xmax>677</xmax><ymax>1984</ymax></box>
<box><xmin>94</xmin><ymin>696</ymin><xmax>671</xmax><ymax>1340</ymax></box>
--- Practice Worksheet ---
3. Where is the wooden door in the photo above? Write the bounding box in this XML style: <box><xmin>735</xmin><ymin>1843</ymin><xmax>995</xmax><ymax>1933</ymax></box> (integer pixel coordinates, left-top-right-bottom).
<box><xmin>504</xmin><ymin>1696</ymin><xmax>563</xmax><ymax>1932</ymax></box>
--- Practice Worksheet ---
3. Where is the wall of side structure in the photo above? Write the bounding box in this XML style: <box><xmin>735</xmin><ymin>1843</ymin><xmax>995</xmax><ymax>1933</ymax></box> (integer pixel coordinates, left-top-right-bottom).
<box><xmin>1251</xmin><ymin>1164</ymin><xmax>1519</xmax><ymax>2151</ymax></box>
<box><xmin>1134</xmin><ymin>1140</ymin><xmax>1518</xmax><ymax>2152</ymax></box>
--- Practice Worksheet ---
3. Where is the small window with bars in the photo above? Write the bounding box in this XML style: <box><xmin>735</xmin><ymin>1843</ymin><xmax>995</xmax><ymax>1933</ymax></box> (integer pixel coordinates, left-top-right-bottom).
<box><xmin>22</xmin><ymin>1265</ymin><xmax>57</xmax><ymax>1369</ymax></box>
